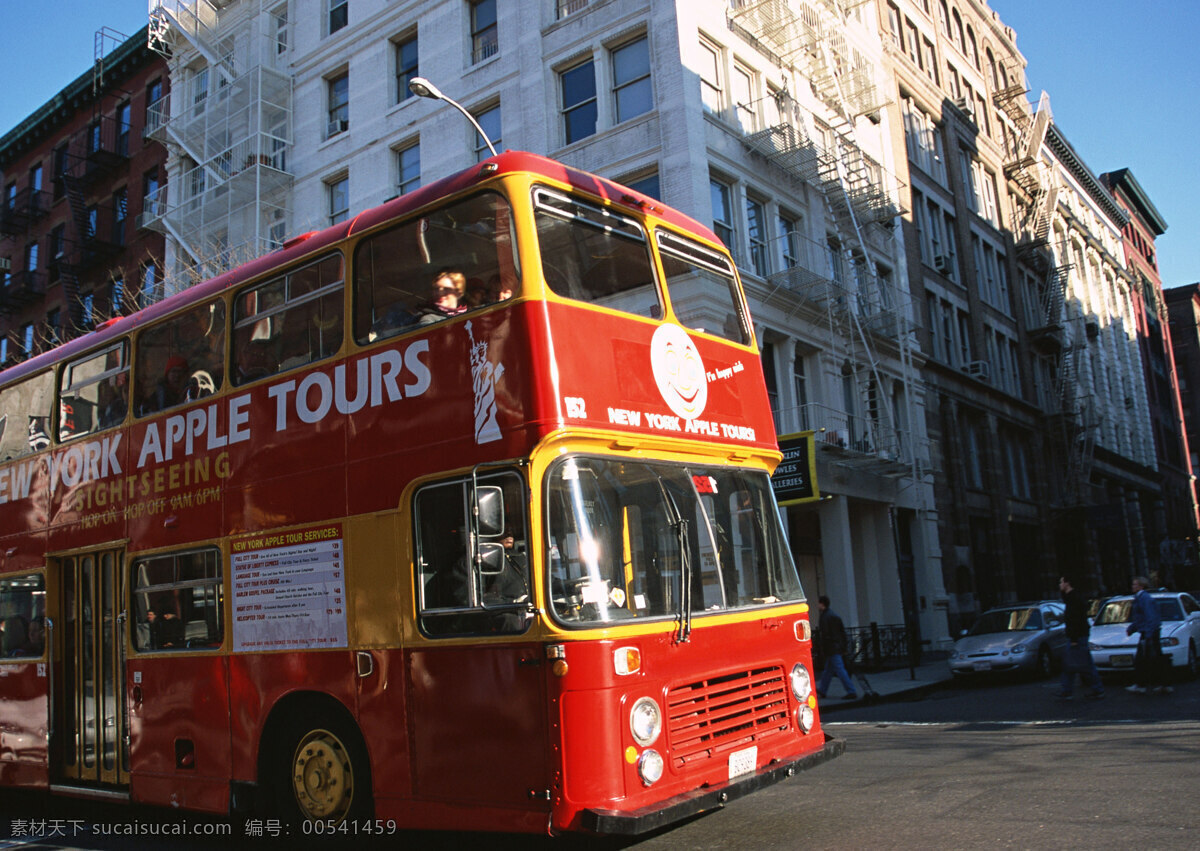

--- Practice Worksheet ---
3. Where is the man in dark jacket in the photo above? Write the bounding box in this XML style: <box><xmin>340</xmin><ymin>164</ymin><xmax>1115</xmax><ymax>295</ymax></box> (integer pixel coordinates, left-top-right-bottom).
<box><xmin>1056</xmin><ymin>575</ymin><xmax>1104</xmax><ymax>700</ymax></box>
<box><xmin>816</xmin><ymin>595</ymin><xmax>858</xmax><ymax>701</ymax></box>
<box><xmin>1126</xmin><ymin>575</ymin><xmax>1169</xmax><ymax>694</ymax></box>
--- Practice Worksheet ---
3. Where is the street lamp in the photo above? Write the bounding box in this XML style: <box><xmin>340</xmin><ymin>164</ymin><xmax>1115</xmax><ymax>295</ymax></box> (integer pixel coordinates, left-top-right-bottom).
<box><xmin>408</xmin><ymin>76</ymin><xmax>498</xmax><ymax>158</ymax></box>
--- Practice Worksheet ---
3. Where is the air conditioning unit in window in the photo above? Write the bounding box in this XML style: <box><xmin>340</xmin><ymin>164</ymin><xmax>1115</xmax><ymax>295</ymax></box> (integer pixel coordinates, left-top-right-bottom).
<box><xmin>327</xmin><ymin>118</ymin><xmax>348</xmax><ymax>137</ymax></box>
<box><xmin>964</xmin><ymin>360</ymin><xmax>991</xmax><ymax>382</ymax></box>
<box><xmin>953</xmin><ymin>96</ymin><xmax>974</xmax><ymax>116</ymax></box>
<box><xmin>934</xmin><ymin>254</ymin><xmax>952</xmax><ymax>274</ymax></box>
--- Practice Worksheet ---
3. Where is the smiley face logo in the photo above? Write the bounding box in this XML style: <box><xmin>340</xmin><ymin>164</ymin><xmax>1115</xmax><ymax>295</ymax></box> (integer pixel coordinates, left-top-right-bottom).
<box><xmin>650</xmin><ymin>324</ymin><xmax>708</xmax><ymax>420</ymax></box>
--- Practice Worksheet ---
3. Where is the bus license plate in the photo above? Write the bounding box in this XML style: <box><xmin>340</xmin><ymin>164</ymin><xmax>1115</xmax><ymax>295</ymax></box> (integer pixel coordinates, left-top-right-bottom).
<box><xmin>1111</xmin><ymin>654</ymin><xmax>1134</xmax><ymax>668</ymax></box>
<box><xmin>728</xmin><ymin>746</ymin><xmax>757</xmax><ymax>781</ymax></box>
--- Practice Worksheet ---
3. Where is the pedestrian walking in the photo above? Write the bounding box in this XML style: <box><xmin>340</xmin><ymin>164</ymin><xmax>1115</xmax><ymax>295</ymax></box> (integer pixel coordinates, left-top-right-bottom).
<box><xmin>1054</xmin><ymin>575</ymin><xmax>1104</xmax><ymax>700</ymax></box>
<box><xmin>816</xmin><ymin>595</ymin><xmax>858</xmax><ymax>701</ymax></box>
<box><xmin>1126</xmin><ymin>576</ymin><xmax>1171</xmax><ymax>695</ymax></box>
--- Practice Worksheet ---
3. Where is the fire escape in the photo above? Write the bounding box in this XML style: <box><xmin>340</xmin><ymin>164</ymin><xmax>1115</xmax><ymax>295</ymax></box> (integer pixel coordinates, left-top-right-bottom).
<box><xmin>992</xmin><ymin>59</ymin><xmax>1095</xmax><ymax>506</ymax></box>
<box><xmin>145</xmin><ymin>0</ymin><xmax>293</xmax><ymax>288</ymax></box>
<box><xmin>729</xmin><ymin>0</ymin><xmax>924</xmax><ymax>480</ymax></box>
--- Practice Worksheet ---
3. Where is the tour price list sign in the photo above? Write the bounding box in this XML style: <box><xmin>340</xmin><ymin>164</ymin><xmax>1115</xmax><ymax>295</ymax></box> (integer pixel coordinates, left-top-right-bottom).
<box><xmin>230</xmin><ymin>524</ymin><xmax>349</xmax><ymax>652</ymax></box>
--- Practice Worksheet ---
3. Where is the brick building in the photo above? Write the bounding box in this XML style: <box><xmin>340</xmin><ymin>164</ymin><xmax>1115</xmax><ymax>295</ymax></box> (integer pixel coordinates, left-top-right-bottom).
<box><xmin>0</xmin><ymin>27</ymin><xmax>168</xmax><ymax>367</ymax></box>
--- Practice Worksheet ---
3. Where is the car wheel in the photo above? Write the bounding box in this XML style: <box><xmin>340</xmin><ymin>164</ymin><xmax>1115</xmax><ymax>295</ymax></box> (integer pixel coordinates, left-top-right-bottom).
<box><xmin>1188</xmin><ymin>641</ymin><xmax>1198</xmax><ymax>680</ymax></box>
<box><xmin>1035</xmin><ymin>645</ymin><xmax>1053</xmax><ymax>678</ymax></box>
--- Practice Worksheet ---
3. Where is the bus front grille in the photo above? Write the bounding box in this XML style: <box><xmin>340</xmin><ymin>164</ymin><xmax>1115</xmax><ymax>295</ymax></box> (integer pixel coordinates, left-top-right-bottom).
<box><xmin>666</xmin><ymin>665</ymin><xmax>791</xmax><ymax>767</ymax></box>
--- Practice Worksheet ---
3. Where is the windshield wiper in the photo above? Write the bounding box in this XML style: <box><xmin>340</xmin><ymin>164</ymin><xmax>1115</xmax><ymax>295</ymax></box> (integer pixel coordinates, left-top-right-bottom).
<box><xmin>659</xmin><ymin>480</ymin><xmax>691</xmax><ymax>643</ymax></box>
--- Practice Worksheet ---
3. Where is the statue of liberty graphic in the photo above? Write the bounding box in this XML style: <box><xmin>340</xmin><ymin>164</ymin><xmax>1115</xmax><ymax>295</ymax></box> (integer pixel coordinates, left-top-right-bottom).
<box><xmin>466</xmin><ymin>321</ymin><xmax>504</xmax><ymax>444</ymax></box>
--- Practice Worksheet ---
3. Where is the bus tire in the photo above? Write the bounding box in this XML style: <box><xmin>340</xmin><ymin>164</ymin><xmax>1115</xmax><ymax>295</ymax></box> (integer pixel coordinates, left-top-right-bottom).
<box><xmin>268</xmin><ymin>708</ymin><xmax>373</xmax><ymax>827</ymax></box>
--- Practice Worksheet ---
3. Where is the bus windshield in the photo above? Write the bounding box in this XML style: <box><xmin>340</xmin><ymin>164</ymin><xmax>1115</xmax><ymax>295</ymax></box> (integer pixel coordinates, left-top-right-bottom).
<box><xmin>546</xmin><ymin>456</ymin><xmax>803</xmax><ymax>626</ymax></box>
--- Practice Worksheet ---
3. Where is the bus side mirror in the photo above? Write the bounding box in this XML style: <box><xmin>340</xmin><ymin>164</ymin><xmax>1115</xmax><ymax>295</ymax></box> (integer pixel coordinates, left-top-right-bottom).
<box><xmin>476</xmin><ymin>485</ymin><xmax>505</xmax><ymax>537</ymax></box>
<box><xmin>478</xmin><ymin>542</ymin><xmax>505</xmax><ymax>576</ymax></box>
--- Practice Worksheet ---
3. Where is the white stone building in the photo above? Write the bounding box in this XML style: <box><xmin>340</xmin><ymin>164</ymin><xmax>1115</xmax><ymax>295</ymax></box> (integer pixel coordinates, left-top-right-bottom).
<box><xmin>146</xmin><ymin>0</ymin><xmax>950</xmax><ymax>651</ymax></box>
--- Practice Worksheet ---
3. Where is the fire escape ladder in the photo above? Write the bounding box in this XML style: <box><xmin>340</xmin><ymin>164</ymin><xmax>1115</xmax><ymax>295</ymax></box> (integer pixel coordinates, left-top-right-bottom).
<box><xmin>149</xmin><ymin>0</ymin><xmax>237</xmax><ymax>84</ymax></box>
<box><xmin>732</xmin><ymin>0</ymin><xmax>917</xmax><ymax>480</ymax></box>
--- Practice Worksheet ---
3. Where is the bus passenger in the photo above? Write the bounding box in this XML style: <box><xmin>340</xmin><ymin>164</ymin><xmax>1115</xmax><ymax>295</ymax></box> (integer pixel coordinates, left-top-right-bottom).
<box><xmin>24</xmin><ymin>617</ymin><xmax>45</xmax><ymax>656</ymax></box>
<box><xmin>417</xmin><ymin>269</ymin><xmax>468</xmax><ymax>325</ymax></box>
<box><xmin>145</xmin><ymin>356</ymin><xmax>190</xmax><ymax>413</ymax></box>
<box><xmin>98</xmin><ymin>371</ymin><xmax>129</xmax><ymax>429</ymax></box>
<box><xmin>1</xmin><ymin>615</ymin><xmax>29</xmax><ymax>657</ymax></box>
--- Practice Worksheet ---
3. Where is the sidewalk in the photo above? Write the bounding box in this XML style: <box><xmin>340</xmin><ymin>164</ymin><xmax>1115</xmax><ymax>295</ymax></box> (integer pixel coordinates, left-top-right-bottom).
<box><xmin>817</xmin><ymin>657</ymin><xmax>953</xmax><ymax>712</ymax></box>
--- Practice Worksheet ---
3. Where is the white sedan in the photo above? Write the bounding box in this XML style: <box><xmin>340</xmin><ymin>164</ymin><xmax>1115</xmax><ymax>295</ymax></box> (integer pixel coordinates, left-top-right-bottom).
<box><xmin>1089</xmin><ymin>591</ymin><xmax>1200</xmax><ymax>678</ymax></box>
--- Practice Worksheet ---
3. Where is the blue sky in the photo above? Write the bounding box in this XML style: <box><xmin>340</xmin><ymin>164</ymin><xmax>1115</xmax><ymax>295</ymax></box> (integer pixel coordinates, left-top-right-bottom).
<box><xmin>987</xmin><ymin>1</ymin><xmax>1199</xmax><ymax>288</ymax></box>
<box><xmin>2</xmin><ymin>1</ymin><xmax>1196</xmax><ymax>286</ymax></box>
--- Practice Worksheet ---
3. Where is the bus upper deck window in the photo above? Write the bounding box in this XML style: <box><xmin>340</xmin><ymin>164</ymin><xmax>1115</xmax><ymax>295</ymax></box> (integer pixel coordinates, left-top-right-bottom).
<box><xmin>353</xmin><ymin>192</ymin><xmax>519</xmax><ymax>345</ymax></box>
<box><xmin>656</xmin><ymin>230</ymin><xmax>750</xmax><ymax>345</ymax></box>
<box><xmin>0</xmin><ymin>371</ymin><xmax>53</xmax><ymax>460</ymax></box>
<box><xmin>59</xmin><ymin>342</ymin><xmax>130</xmax><ymax>440</ymax></box>
<box><xmin>136</xmin><ymin>299</ymin><xmax>226</xmax><ymax>417</ymax></box>
<box><xmin>232</xmin><ymin>253</ymin><xmax>344</xmax><ymax>384</ymax></box>
<box><xmin>532</xmin><ymin>187</ymin><xmax>660</xmax><ymax>320</ymax></box>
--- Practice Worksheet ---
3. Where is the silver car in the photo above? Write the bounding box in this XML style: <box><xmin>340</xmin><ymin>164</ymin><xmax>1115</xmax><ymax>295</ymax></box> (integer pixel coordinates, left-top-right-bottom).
<box><xmin>948</xmin><ymin>602</ymin><xmax>1069</xmax><ymax>678</ymax></box>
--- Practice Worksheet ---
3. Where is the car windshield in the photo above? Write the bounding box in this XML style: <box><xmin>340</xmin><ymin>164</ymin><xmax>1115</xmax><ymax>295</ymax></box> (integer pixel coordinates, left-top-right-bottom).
<box><xmin>1094</xmin><ymin>597</ymin><xmax>1184</xmax><ymax>625</ymax></box>
<box><xmin>545</xmin><ymin>456</ymin><xmax>803</xmax><ymax>626</ymax></box>
<box><xmin>968</xmin><ymin>608</ymin><xmax>1042</xmax><ymax>635</ymax></box>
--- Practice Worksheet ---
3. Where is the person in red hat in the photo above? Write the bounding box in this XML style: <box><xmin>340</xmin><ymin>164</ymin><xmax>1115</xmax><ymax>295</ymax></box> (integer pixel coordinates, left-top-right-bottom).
<box><xmin>146</xmin><ymin>355</ymin><xmax>190</xmax><ymax>413</ymax></box>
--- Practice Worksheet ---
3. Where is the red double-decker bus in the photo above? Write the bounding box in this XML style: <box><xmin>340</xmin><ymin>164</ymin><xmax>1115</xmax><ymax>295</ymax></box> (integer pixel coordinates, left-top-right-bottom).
<box><xmin>0</xmin><ymin>151</ymin><xmax>840</xmax><ymax>834</ymax></box>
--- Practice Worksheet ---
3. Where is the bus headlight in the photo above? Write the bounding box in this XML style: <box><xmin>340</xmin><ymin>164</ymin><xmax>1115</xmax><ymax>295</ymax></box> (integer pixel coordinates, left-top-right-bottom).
<box><xmin>637</xmin><ymin>749</ymin><xmax>664</xmax><ymax>786</ymax></box>
<box><xmin>630</xmin><ymin>697</ymin><xmax>662</xmax><ymax>747</ymax></box>
<box><xmin>797</xmin><ymin>704</ymin><xmax>815</xmax><ymax>734</ymax></box>
<box><xmin>790</xmin><ymin>663</ymin><xmax>812</xmax><ymax>701</ymax></box>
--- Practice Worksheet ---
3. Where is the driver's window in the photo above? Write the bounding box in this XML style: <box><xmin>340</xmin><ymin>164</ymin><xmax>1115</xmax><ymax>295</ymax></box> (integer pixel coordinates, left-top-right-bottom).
<box><xmin>414</xmin><ymin>471</ymin><xmax>529</xmax><ymax>637</ymax></box>
<box><xmin>135</xmin><ymin>299</ymin><xmax>226</xmax><ymax>417</ymax></box>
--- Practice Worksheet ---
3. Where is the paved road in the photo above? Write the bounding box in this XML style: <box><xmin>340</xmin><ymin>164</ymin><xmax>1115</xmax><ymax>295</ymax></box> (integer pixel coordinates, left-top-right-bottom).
<box><xmin>2</xmin><ymin>673</ymin><xmax>1196</xmax><ymax>849</ymax></box>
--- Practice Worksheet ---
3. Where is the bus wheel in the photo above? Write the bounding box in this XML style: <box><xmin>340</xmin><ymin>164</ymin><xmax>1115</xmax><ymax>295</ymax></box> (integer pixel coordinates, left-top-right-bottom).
<box><xmin>273</xmin><ymin>714</ymin><xmax>371</xmax><ymax>825</ymax></box>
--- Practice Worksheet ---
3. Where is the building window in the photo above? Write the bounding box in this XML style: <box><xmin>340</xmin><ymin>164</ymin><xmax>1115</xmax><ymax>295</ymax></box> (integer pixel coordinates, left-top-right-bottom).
<box><xmin>328</xmin><ymin>175</ymin><xmax>349</xmax><ymax>224</ymax></box>
<box><xmin>112</xmin><ymin>188</ymin><xmax>127</xmax><ymax>246</ymax></box>
<box><xmin>143</xmin><ymin>168</ymin><xmax>161</xmax><ymax>218</ymax></box>
<box><xmin>473</xmin><ymin>104</ymin><xmax>501</xmax><ymax>162</ymax></box>
<box><xmin>699</xmin><ymin>39</ymin><xmax>722</xmax><ymax>114</ymax></box>
<box><xmin>745</xmin><ymin>196</ymin><xmax>768</xmax><ymax>277</ymax></box>
<box><xmin>273</xmin><ymin>6</ymin><xmax>289</xmax><ymax>58</ymax></box>
<box><xmin>709</xmin><ymin>177</ymin><xmax>733</xmax><ymax>248</ymax></box>
<box><xmin>142</xmin><ymin>262</ymin><xmax>160</xmax><ymax>306</ymax></box>
<box><xmin>22</xmin><ymin>323</ymin><xmax>34</xmax><ymax>357</ymax></box>
<box><xmin>192</xmin><ymin>67</ymin><xmax>209</xmax><ymax>117</ymax></box>
<box><xmin>396</xmin><ymin>143</ymin><xmax>420</xmax><ymax>195</ymax></box>
<box><xmin>776</xmin><ymin>211</ymin><xmax>800</xmax><ymax>270</ymax></box>
<box><xmin>116</xmin><ymin>102</ymin><xmax>132</xmax><ymax>156</ymax></box>
<box><xmin>25</xmin><ymin>241</ymin><xmax>39</xmax><ymax>272</ymax></box>
<box><xmin>612</xmin><ymin>36</ymin><xmax>651</xmax><ymax>123</ymax></box>
<box><xmin>329</xmin><ymin>0</ymin><xmax>348</xmax><ymax>34</ymax></box>
<box><xmin>80</xmin><ymin>293</ymin><xmax>95</xmax><ymax>329</ymax></box>
<box><xmin>111</xmin><ymin>277</ymin><xmax>124</xmax><ymax>315</ymax></box>
<box><xmin>53</xmin><ymin>146</ymin><xmax>69</xmax><ymax>200</ymax></box>
<box><xmin>327</xmin><ymin>73</ymin><xmax>349</xmax><ymax>138</ymax></box>
<box><xmin>561</xmin><ymin>59</ymin><xmax>597</xmax><ymax>144</ymax></box>
<box><xmin>623</xmin><ymin>171</ymin><xmax>660</xmax><ymax>201</ymax></box>
<box><xmin>732</xmin><ymin>63</ymin><xmax>755</xmax><ymax>132</ymax></box>
<box><xmin>395</xmin><ymin>34</ymin><xmax>418</xmax><ymax>103</ymax></box>
<box><xmin>793</xmin><ymin>350</ymin><xmax>810</xmax><ymax>430</ymax></box>
<box><xmin>470</xmin><ymin>0</ymin><xmax>498</xmax><ymax>64</ymax></box>
<box><xmin>146</xmin><ymin>79</ymin><xmax>164</xmax><ymax>128</ymax></box>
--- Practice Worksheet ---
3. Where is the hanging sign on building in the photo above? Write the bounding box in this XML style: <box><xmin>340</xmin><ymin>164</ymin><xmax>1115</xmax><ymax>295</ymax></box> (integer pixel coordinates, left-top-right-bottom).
<box><xmin>772</xmin><ymin>431</ymin><xmax>819</xmax><ymax>506</ymax></box>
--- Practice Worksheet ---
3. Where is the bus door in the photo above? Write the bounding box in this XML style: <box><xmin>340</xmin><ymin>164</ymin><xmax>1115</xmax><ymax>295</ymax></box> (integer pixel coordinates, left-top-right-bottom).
<box><xmin>408</xmin><ymin>474</ymin><xmax>551</xmax><ymax>811</ymax></box>
<box><xmin>54</xmin><ymin>547</ymin><xmax>129</xmax><ymax>787</ymax></box>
